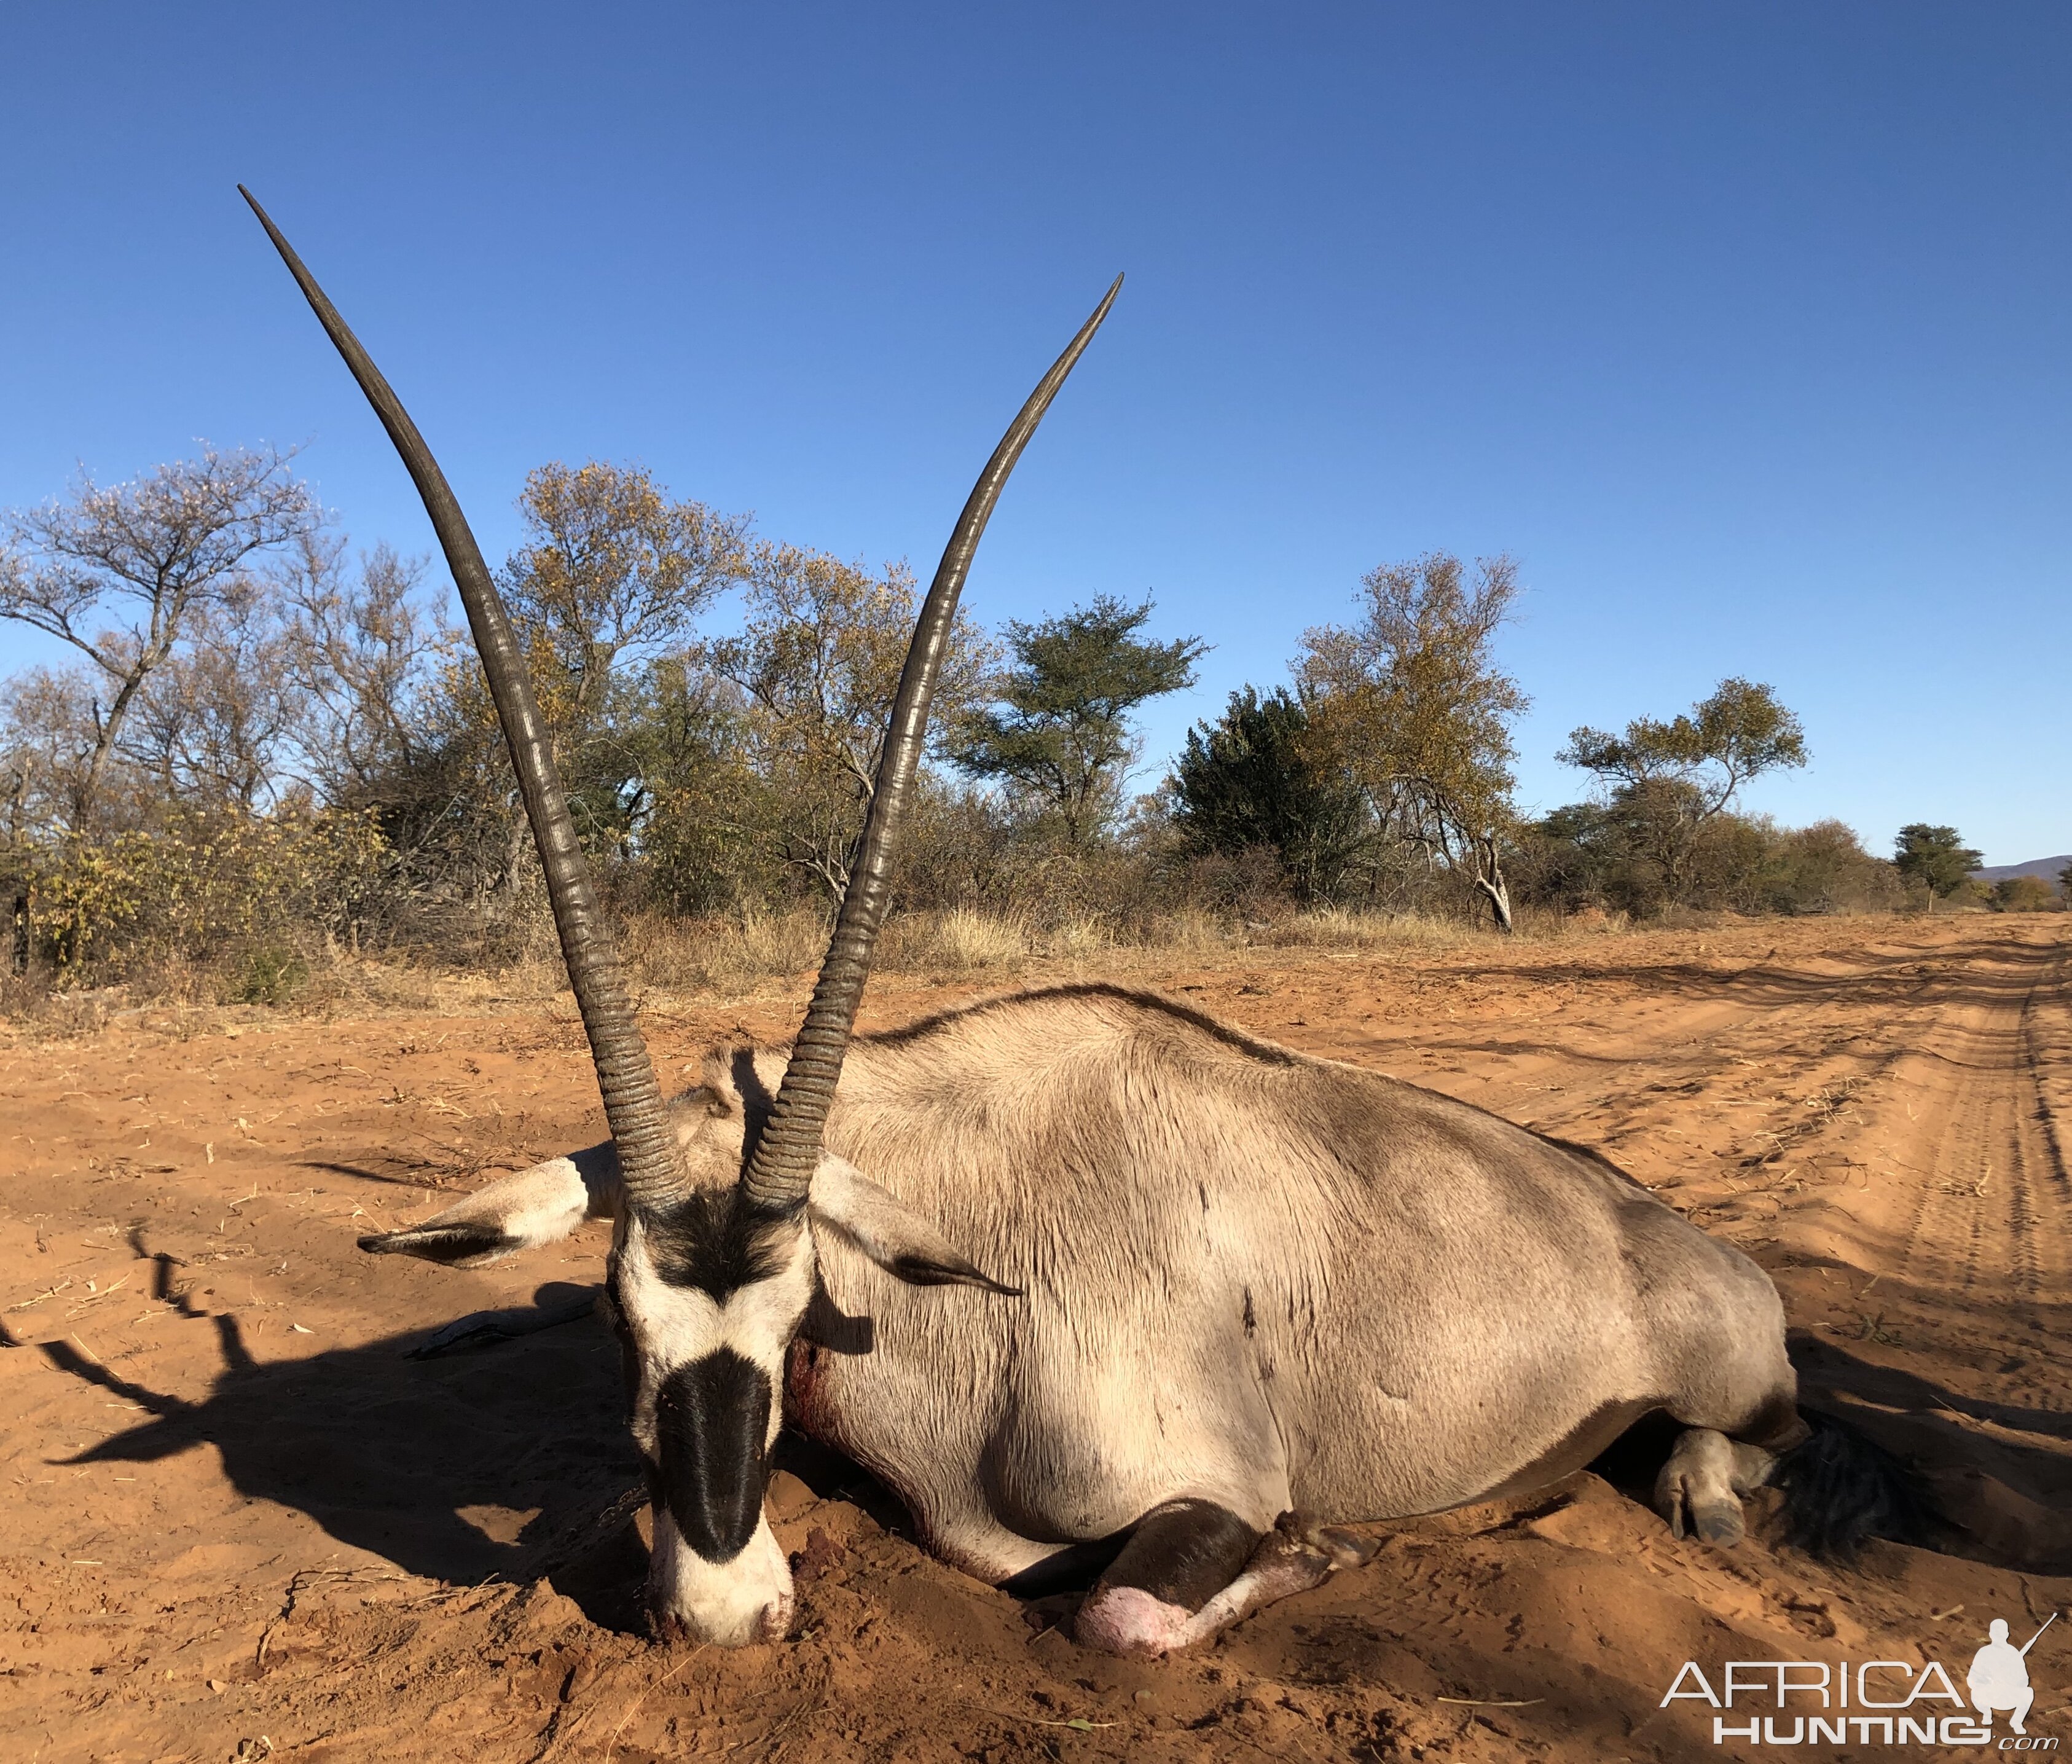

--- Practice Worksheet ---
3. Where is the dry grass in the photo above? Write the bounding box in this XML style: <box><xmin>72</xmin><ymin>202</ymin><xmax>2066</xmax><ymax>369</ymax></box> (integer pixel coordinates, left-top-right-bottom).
<box><xmin>1257</xmin><ymin>906</ymin><xmax>1476</xmax><ymax>951</ymax></box>
<box><xmin>884</xmin><ymin>906</ymin><xmax>1031</xmax><ymax>973</ymax></box>
<box><xmin>627</xmin><ymin>908</ymin><xmax>831</xmax><ymax>997</ymax></box>
<box><xmin>1</xmin><ymin>898</ymin><xmax>1620</xmax><ymax>1035</ymax></box>
<box><xmin>583</xmin><ymin>903</ymin><xmax>1507</xmax><ymax>1003</ymax></box>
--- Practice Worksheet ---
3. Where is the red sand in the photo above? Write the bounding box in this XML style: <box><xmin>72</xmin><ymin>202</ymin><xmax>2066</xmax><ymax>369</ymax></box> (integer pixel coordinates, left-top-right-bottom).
<box><xmin>2</xmin><ymin>915</ymin><xmax>2067</xmax><ymax>1762</ymax></box>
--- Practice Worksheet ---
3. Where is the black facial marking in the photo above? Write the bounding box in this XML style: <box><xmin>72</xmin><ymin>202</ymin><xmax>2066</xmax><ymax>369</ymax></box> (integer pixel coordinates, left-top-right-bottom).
<box><xmin>1241</xmin><ymin>1287</ymin><xmax>1256</xmax><ymax>1337</ymax></box>
<box><xmin>654</xmin><ymin>1348</ymin><xmax>772</xmax><ymax>1563</ymax></box>
<box><xmin>639</xmin><ymin>1188</ymin><xmax>795</xmax><ymax>1300</ymax></box>
<box><xmin>358</xmin><ymin>1224</ymin><xmax>511</xmax><ymax>1263</ymax></box>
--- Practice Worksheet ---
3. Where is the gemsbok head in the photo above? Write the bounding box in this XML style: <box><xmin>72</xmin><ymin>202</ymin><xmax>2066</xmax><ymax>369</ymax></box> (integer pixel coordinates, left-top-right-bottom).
<box><xmin>243</xmin><ymin>186</ymin><xmax>1116</xmax><ymax>1643</ymax></box>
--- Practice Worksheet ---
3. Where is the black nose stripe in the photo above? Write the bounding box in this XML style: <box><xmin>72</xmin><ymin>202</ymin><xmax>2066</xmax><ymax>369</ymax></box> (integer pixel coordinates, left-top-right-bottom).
<box><xmin>654</xmin><ymin>1348</ymin><xmax>771</xmax><ymax>1564</ymax></box>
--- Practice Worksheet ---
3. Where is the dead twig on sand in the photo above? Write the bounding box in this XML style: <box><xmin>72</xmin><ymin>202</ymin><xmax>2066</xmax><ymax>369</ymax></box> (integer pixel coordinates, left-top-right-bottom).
<box><xmin>256</xmin><ymin>1566</ymin><xmax>413</xmax><ymax>1672</ymax></box>
<box><xmin>406</xmin><ymin>1293</ymin><xmax>597</xmax><ymax>1360</ymax></box>
<box><xmin>592</xmin><ymin>1644</ymin><xmax>707</xmax><ymax>1764</ymax></box>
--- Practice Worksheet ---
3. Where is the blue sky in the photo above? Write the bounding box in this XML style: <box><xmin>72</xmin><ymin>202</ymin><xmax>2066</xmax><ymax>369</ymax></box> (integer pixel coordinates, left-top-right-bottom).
<box><xmin>4</xmin><ymin>4</ymin><xmax>2068</xmax><ymax>863</ymax></box>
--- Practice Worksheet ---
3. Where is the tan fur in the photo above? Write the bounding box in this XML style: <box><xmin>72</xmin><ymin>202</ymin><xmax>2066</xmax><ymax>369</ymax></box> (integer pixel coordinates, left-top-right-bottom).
<box><xmin>656</xmin><ymin>983</ymin><xmax>1795</xmax><ymax>1581</ymax></box>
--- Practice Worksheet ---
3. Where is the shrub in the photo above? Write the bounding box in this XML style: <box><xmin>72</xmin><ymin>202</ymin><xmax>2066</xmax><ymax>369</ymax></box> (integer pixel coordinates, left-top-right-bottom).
<box><xmin>1992</xmin><ymin>874</ymin><xmax>2059</xmax><ymax>913</ymax></box>
<box><xmin>18</xmin><ymin>807</ymin><xmax>387</xmax><ymax>990</ymax></box>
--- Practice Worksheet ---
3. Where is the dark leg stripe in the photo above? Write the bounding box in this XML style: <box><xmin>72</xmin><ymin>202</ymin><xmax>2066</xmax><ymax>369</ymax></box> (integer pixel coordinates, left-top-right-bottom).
<box><xmin>1090</xmin><ymin>1500</ymin><xmax>1262</xmax><ymax>1613</ymax></box>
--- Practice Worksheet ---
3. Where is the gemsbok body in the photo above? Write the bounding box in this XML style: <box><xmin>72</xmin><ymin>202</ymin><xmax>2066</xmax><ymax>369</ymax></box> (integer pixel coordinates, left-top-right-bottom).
<box><xmin>245</xmin><ymin>189</ymin><xmax>1910</xmax><ymax>1655</ymax></box>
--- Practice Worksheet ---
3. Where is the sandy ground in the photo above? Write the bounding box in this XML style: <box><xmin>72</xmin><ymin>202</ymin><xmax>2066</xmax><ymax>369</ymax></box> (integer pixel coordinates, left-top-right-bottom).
<box><xmin>2</xmin><ymin>914</ymin><xmax>2069</xmax><ymax>1763</ymax></box>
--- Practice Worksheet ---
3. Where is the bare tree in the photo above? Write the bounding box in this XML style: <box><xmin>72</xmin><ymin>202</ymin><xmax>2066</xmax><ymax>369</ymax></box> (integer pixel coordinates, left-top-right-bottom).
<box><xmin>0</xmin><ymin>447</ymin><xmax>320</xmax><ymax>826</ymax></box>
<box><xmin>0</xmin><ymin>666</ymin><xmax>104</xmax><ymax>835</ymax></box>
<box><xmin>125</xmin><ymin>587</ymin><xmax>300</xmax><ymax>813</ymax></box>
<box><xmin>280</xmin><ymin>532</ymin><xmax>453</xmax><ymax>805</ymax></box>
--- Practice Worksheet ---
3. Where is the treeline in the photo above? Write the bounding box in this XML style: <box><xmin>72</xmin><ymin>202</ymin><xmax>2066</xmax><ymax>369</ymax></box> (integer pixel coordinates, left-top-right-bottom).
<box><xmin>0</xmin><ymin>450</ymin><xmax>2044</xmax><ymax>1001</ymax></box>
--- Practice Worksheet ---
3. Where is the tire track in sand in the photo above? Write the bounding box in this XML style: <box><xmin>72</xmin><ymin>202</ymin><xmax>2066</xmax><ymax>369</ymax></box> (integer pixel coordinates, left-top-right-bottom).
<box><xmin>1886</xmin><ymin>935</ymin><xmax>2069</xmax><ymax>1323</ymax></box>
<box><xmin>1783</xmin><ymin>927</ymin><xmax>2072</xmax><ymax>1458</ymax></box>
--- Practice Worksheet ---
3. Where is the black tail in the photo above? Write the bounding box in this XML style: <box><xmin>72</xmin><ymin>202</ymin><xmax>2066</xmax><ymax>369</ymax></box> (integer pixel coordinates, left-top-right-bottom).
<box><xmin>1774</xmin><ymin>1410</ymin><xmax>1930</xmax><ymax>1558</ymax></box>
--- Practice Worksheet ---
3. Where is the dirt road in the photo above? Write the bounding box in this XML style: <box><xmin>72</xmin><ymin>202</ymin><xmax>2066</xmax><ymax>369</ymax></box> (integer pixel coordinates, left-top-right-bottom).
<box><xmin>2</xmin><ymin>915</ymin><xmax>2068</xmax><ymax>1762</ymax></box>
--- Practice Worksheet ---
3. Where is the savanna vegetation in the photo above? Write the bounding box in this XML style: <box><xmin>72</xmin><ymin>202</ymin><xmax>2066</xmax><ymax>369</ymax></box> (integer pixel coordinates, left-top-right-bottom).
<box><xmin>2</xmin><ymin>450</ymin><xmax>2054</xmax><ymax>1011</ymax></box>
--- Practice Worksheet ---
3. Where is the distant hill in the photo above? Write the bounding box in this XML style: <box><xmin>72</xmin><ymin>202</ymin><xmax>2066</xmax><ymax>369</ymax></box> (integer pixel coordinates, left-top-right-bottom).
<box><xmin>1974</xmin><ymin>855</ymin><xmax>2071</xmax><ymax>885</ymax></box>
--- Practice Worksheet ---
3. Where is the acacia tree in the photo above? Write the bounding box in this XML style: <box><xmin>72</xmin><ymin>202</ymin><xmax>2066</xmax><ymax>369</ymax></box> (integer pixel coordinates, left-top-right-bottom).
<box><xmin>0</xmin><ymin>447</ymin><xmax>320</xmax><ymax>827</ymax></box>
<box><xmin>1558</xmin><ymin>678</ymin><xmax>1807</xmax><ymax>907</ymax></box>
<box><xmin>949</xmin><ymin>594</ymin><xmax>1204</xmax><ymax>847</ymax></box>
<box><xmin>1893</xmin><ymin>823</ymin><xmax>1983</xmax><ymax>911</ymax></box>
<box><xmin>1298</xmin><ymin>553</ymin><xmax>1528</xmax><ymax>930</ymax></box>
<box><xmin>699</xmin><ymin>543</ymin><xmax>995</xmax><ymax>897</ymax></box>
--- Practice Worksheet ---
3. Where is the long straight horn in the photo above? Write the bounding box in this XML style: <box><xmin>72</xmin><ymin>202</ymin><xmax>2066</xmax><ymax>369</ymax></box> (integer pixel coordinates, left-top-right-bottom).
<box><xmin>740</xmin><ymin>276</ymin><xmax>1123</xmax><ymax>1213</ymax></box>
<box><xmin>240</xmin><ymin>187</ymin><xmax>686</xmax><ymax>1210</ymax></box>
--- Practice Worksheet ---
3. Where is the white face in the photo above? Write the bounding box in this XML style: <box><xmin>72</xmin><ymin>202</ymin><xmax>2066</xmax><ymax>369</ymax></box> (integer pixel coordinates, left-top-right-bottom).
<box><xmin>358</xmin><ymin>1072</ymin><xmax>1016</xmax><ymax>1649</ymax></box>
<box><xmin>605</xmin><ymin>1204</ymin><xmax>818</xmax><ymax>1647</ymax></box>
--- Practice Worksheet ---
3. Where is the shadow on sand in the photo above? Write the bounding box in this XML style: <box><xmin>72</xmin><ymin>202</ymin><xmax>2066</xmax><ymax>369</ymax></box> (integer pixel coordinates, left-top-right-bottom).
<box><xmin>18</xmin><ymin>1281</ymin><xmax>657</xmax><ymax>1628</ymax></box>
<box><xmin>14</xmin><ymin>1264</ymin><xmax>2066</xmax><ymax>1648</ymax></box>
<box><xmin>1791</xmin><ymin>1331</ymin><xmax>2072</xmax><ymax>1573</ymax></box>
<box><xmin>14</xmin><ymin>1269</ymin><xmax>905</xmax><ymax>1632</ymax></box>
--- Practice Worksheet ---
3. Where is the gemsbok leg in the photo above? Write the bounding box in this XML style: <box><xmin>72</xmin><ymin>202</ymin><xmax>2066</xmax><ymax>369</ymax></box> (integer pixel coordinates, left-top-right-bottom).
<box><xmin>1074</xmin><ymin>1502</ymin><xmax>1377</xmax><ymax>1656</ymax></box>
<box><xmin>1652</xmin><ymin>1308</ymin><xmax>1809</xmax><ymax>1547</ymax></box>
<box><xmin>1655</xmin><ymin>1428</ymin><xmax>1792</xmax><ymax>1545</ymax></box>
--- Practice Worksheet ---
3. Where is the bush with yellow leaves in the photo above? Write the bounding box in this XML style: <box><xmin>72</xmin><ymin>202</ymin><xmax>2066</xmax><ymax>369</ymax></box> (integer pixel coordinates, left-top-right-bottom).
<box><xmin>18</xmin><ymin>808</ymin><xmax>388</xmax><ymax>998</ymax></box>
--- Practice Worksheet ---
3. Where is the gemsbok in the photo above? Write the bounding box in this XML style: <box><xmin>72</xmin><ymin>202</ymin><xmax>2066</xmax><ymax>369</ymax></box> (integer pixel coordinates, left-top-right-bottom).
<box><xmin>244</xmin><ymin>188</ymin><xmax>1913</xmax><ymax>1654</ymax></box>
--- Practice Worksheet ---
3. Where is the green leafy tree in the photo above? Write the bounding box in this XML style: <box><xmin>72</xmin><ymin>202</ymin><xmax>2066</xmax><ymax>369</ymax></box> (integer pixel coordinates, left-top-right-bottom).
<box><xmin>622</xmin><ymin>661</ymin><xmax>769</xmax><ymax>914</ymax></box>
<box><xmin>438</xmin><ymin>460</ymin><xmax>750</xmax><ymax>894</ymax></box>
<box><xmin>1558</xmin><ymin>678</ymin><xmax>1807</xmax><ymax>907</ymax></box>
<box><xmin>1892</xmin><ymin>824</ymin><xmax>1983</xmax><ymax>909</ymax></box>
<box><xmin>949</xmin><ymin>594</ymin><xmax>1205</xmax><ymax>847</ymax></box>
<box><xmin>1171</xmin><ymin>686</ymin><xmax>1371</xmax><ymax>903</ymax></box>
<box><xmin>1759</xmin><ymin>818</ymin><xmax>1904</xmax><ymax>915</ymax></box>
<box><xmin>1298</xmin><ymin>553</ymin><xmax>1528</xmax><ymax>930</ymax></box>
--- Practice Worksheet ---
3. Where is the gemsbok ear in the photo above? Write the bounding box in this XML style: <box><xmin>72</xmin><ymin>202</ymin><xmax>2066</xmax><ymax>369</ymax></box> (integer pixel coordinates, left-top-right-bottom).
<box><xmin>359</xmin><ymin>1143</ymin><xmax>622</xmax><ymax>1267</ymax></box>
<box><xmin>809</xmin><ymin>1157</ymin><xmax>1021</xmax><ymax>1296</ymax></box>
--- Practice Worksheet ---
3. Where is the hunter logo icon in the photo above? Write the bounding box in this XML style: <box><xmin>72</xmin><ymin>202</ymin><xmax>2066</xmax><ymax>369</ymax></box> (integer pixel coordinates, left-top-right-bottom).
<box><xmin>1971</xmin><ymin>1615</ymin><xmax>2054</xmax><ymax>1737</ymax></box>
